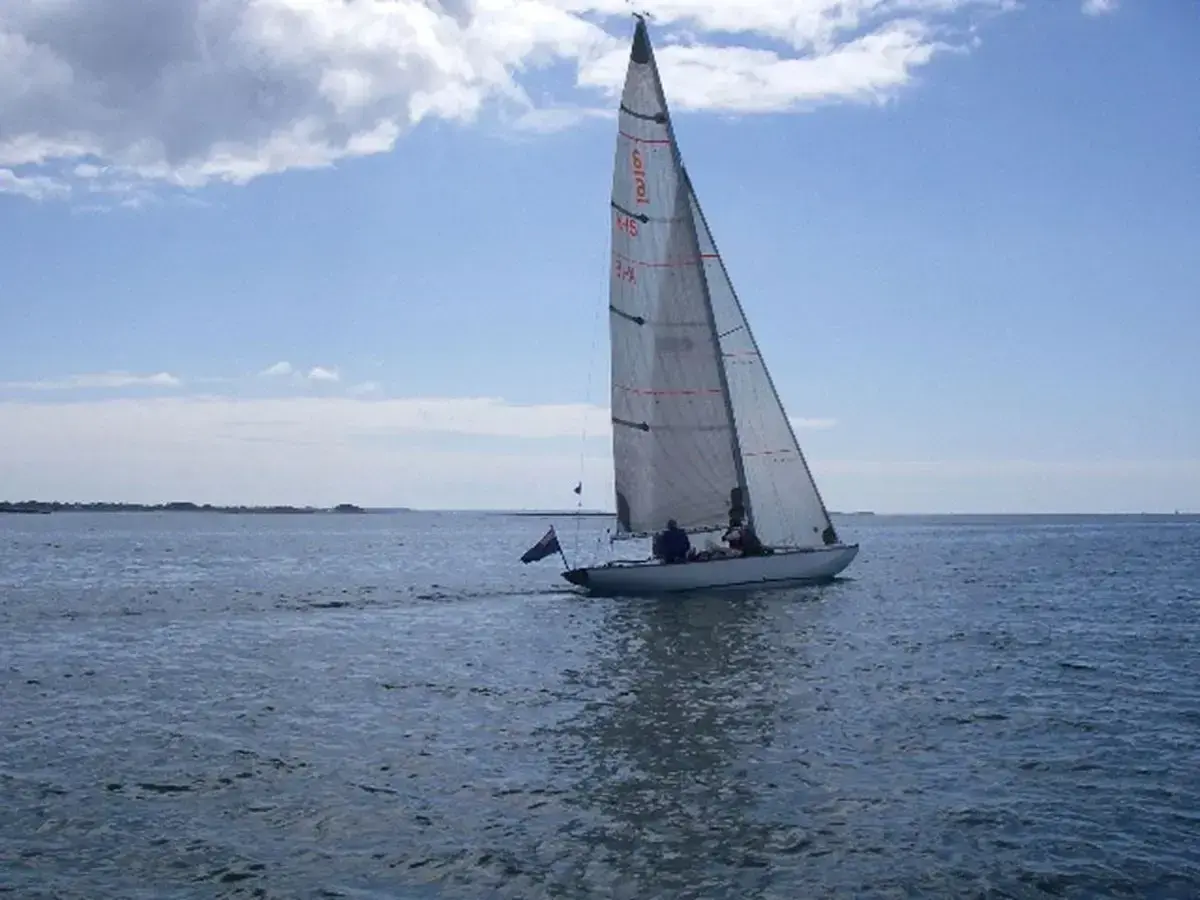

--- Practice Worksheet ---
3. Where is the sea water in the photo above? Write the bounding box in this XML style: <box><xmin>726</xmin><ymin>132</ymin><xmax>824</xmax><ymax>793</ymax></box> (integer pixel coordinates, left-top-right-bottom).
<box><xmin>2</xmin><ymin>512</ymin><xmax>1198</xmax><ymax>898</ymax></box>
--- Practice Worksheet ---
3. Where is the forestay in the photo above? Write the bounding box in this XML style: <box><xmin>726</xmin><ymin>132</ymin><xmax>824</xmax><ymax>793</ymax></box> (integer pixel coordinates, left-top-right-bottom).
<box><xmin>608</xmin><ymin>20</ymin><xmax>742</xmax><ymax>537</ymax></box>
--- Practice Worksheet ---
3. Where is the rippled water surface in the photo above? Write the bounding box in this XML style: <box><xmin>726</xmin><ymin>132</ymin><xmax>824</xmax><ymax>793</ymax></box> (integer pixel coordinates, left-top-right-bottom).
<box><xmin>3</xmin><ymin>512</ymin><xmax>1199</xmax><ymax>898</ymax></box>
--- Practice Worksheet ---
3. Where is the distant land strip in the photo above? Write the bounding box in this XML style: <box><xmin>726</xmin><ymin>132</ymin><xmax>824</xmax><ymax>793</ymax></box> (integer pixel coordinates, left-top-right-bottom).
<box><xmin>0</xmin><ymin>504</ymin><xmax>875</xmax><ymax>517</ymax></box>
<box><xmin>503</xmin><ymin>510</ymin><xmax>615</xmax><ymax>518</ymax></box>
<box><xmin>5</xmin><ymin>504</ymin><xmax>1189</xmax><ymax>519</ymax></box>
<box><xmin>499</xmin><ymin>510</ymin><xmax>876</xmax><ymax>518</ymax></box>
<box><xmin>0</xmin><ymin>501</ymin><xmax>380</xmax><ymax>515</ymax></box>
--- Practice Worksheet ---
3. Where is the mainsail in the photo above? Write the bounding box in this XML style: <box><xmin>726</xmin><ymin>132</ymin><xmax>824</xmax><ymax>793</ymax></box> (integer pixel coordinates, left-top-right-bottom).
<box><xmin>609</xmin><ymin>18</ymin><xmax>743</xmax><ymax>537</ymax></box>
<box><xmin>608</xmin><ymin>17</ymin><xmax>834</xmax><ymax>548</ymax></box>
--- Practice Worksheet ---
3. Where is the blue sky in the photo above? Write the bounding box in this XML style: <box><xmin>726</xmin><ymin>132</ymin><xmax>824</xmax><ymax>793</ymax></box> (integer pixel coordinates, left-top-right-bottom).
<box><xmin>1</xmin><ymin>0</ymin><xmax>1197</xmax><ymax>513</ymax></box>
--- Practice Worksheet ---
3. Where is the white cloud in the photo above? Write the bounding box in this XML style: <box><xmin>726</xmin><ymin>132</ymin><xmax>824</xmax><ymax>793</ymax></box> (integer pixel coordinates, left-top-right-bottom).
<box><xmin>306</xmin><ymin>366</ymin><xmax>340</xmax><ymax>383</ymax></box>
<box><xmin>0</xmin><ymin>391</ymin><xmax>837</xmax><ymax>509</ymax></box>
<box><xmin>0</xmin><ymin>394</ymin><xmax>614</xmax><ymax>508</ymax></box>
<box><xmin>815</xmin><ymin>458</ymin><xmax>1200</xmax><ymax>514</ymax></box>
<box><xmin>0</xmin><ymin>371</ymin><xmax>181</xmax><ymax>391</ymax></box>
<box><xmin>1081</xmin><ymin>0</ymin><xmax>1118</xmax><ymax>16</ymax></box>
<box><xmin>259</xmin><ymin>361</ymin><xmax>294</xmax><ymax>377</ymax></box>
<box><xmin>508</xmin><ymin>104</ymin><xmax>613</xmax><ymax>133</ymax></box>
<box><xmin>791</xmin><ymin>416</ymin><xmax>836</xmax><ymax>430</ymax></box>
<box><xmin>0</xmin><ymin>167</ymin><xmax>68</xmax><ymax>200</ymax></box>
<box><xmin>259</xmin><ymin>361</ymin><xmax>343</xmax><ymax>384</ymax></box>
<box><xmin>0</xmin><ymin>0</ymin><xmax>1013</xmax><ymax>200</ymax></box>
<box><xmin>579</xmin><ymin>18</ymin><xmax>941</xmax><ymax>113</ymax></box>
<box><xmin>0</xmin><ymin>363</ymin><xmax>362</xmax><ymax>394</ymax></box>
<box><xmin>0</xmin><ymin>389</ymin><xmax>831</xmax><ymax>440</ymax></box>
<box><xmin>819</xmin><ymin>459</ymin><xmax>1200</xmax><ymax>478</ymax></box>
<box><xmin>1</xmin><ymin>394</ymin><xmax>1196</xmax><ymax>512</ymax></box>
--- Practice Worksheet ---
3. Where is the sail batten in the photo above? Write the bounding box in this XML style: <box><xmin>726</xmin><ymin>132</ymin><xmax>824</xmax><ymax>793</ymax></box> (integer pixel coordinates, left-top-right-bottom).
<box><xmin>619</xmin><ymin>103</ymin><xmax>666</xmax><ymax>122</ymax></box>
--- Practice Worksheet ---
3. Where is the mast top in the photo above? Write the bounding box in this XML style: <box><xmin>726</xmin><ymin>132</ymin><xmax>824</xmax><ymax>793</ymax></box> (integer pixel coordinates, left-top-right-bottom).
<box><xmin>630</xmin><ymin>13</ymin><xmax>652</xmax><ymax>64</ymax></box>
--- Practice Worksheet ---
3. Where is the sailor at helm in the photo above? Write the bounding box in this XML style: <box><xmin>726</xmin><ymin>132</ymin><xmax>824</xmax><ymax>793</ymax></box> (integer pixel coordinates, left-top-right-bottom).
<box><xmin>653</xmin><ymin>519</ymin><xmax>691</xmax><ymax>563</ymax></box>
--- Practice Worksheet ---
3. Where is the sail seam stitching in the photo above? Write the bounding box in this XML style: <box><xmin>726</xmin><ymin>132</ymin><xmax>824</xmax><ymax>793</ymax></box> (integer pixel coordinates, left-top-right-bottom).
<box><xmin>615</xmin><ymin>386</ymin><xmax>722</xmax><ymax>396</ymax></box>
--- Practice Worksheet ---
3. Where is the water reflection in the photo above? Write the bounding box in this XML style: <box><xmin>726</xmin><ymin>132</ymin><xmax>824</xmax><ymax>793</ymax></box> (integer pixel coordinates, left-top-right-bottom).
<box><xmin>559</xmin><ymin>594</ymin><xmax>791</xmax><ymax>897</ymax></box>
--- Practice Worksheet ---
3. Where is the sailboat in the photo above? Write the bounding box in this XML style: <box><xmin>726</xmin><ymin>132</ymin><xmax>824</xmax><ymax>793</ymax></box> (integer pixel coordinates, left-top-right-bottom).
<box><xmin>560</xmin><ymin>16</ymin><xmax>859</xmax><ymax>594</ymax></box>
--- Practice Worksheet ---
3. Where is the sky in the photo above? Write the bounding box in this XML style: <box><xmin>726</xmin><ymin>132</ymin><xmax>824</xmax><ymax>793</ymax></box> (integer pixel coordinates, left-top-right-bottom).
<box><xmin>1</xmin><ymin>0</ymin><xmax>1197</xmax><ymax>514</ymax></box>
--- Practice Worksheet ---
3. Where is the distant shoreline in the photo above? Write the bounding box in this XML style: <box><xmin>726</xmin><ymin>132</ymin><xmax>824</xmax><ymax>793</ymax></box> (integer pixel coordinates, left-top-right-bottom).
<box><xmin>500</xmin><ymin>510</ymin><xmax>877</xmax><ymax>518</ymax></box>
<box><xmin>1</xmin><ymin>503</ymin><xmax>1192</xmax><ymax>518</ymax></box>
<box><xmin>503</xmin><ymin>510</ymin><xmax>614</xmax><ymax>518</ymax></box>
<box><xmin>0</xmin><ymin>501</ymin><xmax>379</xmax><ymax>515</ymax></box>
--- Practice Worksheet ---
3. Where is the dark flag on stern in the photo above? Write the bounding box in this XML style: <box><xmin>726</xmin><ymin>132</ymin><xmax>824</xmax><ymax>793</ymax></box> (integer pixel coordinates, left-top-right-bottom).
<box><xmin>521</xmin><ymin>526</ymin><xmax>563</xmax><ymax>564</ymax></box>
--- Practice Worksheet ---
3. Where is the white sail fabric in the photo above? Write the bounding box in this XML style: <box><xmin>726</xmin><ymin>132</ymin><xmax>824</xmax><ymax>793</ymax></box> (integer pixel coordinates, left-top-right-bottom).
<box><xmin>608</xmin><ymin>21</ymin><xmax>741</xmax><ymax>536</ymax></box>
<box><xmin>687</xmin><ymin>177</ymin><xmax>834</xmax><ymax>549</ymax></box>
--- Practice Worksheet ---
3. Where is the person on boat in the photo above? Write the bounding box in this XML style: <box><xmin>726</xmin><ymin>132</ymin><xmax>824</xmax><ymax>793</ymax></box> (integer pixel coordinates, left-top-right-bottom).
<box><xmin>724</xmin><ymin>520</ymin><xmax>765</xmax><ymax>557</ymax></box>
<box><xmin>738</xmin><ymin>524</ymin><xmax>765</xmax><ymax>556</ymax></box>
<box><xmin>723</xmin><ymin>519</ymin><xmax>744</xmax><ymax>551</ymax></box>
<box><xmin>723</xmin><ymin>504</ymin><xmax>745</xmax><ymax>547</ymax></box>
<box><xmin>727</xmin><ymin>490</ymin><xmax>746</xmax><ymax>530</ymax></box>
<box><xmin>655</xmin><ymin>519</ymin><xmax>691</xmax><ymax>564</ymax></box>
<box><xmin>822</xmin><ymin>524</ymin><xmax>839</xmax><ymax>545</ymax></box>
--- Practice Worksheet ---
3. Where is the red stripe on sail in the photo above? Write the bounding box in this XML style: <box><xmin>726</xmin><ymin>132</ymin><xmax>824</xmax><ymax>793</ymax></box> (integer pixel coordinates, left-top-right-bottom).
<box><xmin>613</xmin><ymin>252</ymin><xmax>720</xmax><ymax>268</ymax></box>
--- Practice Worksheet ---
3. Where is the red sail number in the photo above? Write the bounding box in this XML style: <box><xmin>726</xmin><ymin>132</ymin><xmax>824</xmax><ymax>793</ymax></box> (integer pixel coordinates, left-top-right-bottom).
<box><xmin>615</xmin><ymin>215</ymin><xmax>639</xmax><ymax>238</ymax></box>
<box><xmin>614</xmin><ymin>259</ymin><xmax>636</xmax><ymax>284</ymax></box>
<box><xmin>632</xmin><ymin>149</ymin><xmax>649</xmax><ymax>206</ymax></box>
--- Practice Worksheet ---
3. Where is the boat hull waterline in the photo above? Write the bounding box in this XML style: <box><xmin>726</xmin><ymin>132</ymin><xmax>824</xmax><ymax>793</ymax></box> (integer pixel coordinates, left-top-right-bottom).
<box><xmin>562</xmin><ymin>544</ymin><xmax>859</xmax><ymax>595</ymax></box>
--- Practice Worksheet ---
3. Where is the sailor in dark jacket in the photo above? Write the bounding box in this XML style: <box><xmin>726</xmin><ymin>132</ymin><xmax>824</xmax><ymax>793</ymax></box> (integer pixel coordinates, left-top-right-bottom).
<box><xmin>655</xmin><ymin>519</ymin><xmax>691</xmax><ymax>563</ymax></box>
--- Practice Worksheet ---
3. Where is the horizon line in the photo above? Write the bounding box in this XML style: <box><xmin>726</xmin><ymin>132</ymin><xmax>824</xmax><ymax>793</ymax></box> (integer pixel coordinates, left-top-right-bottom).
<box><xmin>1</xmin><ymin>501</ymin><xmax>1195</xmax><ymax>518</ymax></box>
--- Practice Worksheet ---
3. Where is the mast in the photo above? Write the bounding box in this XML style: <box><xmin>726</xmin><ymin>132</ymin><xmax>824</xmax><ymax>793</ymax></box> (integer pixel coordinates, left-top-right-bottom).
<box><xmin>634</xmin><ymin>16</ymin><xmax>754</xmax><ymax>533</ymax></box>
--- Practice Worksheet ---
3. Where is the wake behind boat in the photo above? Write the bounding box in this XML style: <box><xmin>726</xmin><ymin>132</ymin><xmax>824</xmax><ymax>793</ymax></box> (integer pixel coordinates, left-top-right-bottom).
<box><xmin>521</xmin><ymin>16</ymin><xmax>858</xmax><ymax>595</ymax></box>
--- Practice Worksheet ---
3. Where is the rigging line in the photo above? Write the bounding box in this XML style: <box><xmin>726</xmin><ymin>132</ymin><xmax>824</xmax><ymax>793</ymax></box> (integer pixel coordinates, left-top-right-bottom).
<box><xmin>575</xmin><ymin>246</ymin><xmax>607</xmax><ymax>557</ymax></box>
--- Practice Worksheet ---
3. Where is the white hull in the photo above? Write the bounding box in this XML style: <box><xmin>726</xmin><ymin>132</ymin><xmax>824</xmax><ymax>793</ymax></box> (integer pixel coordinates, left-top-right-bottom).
<box><xmin>562</xmin><ymin>544</ymin><xmax>858</xmax><ymax>596</ymax></box>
